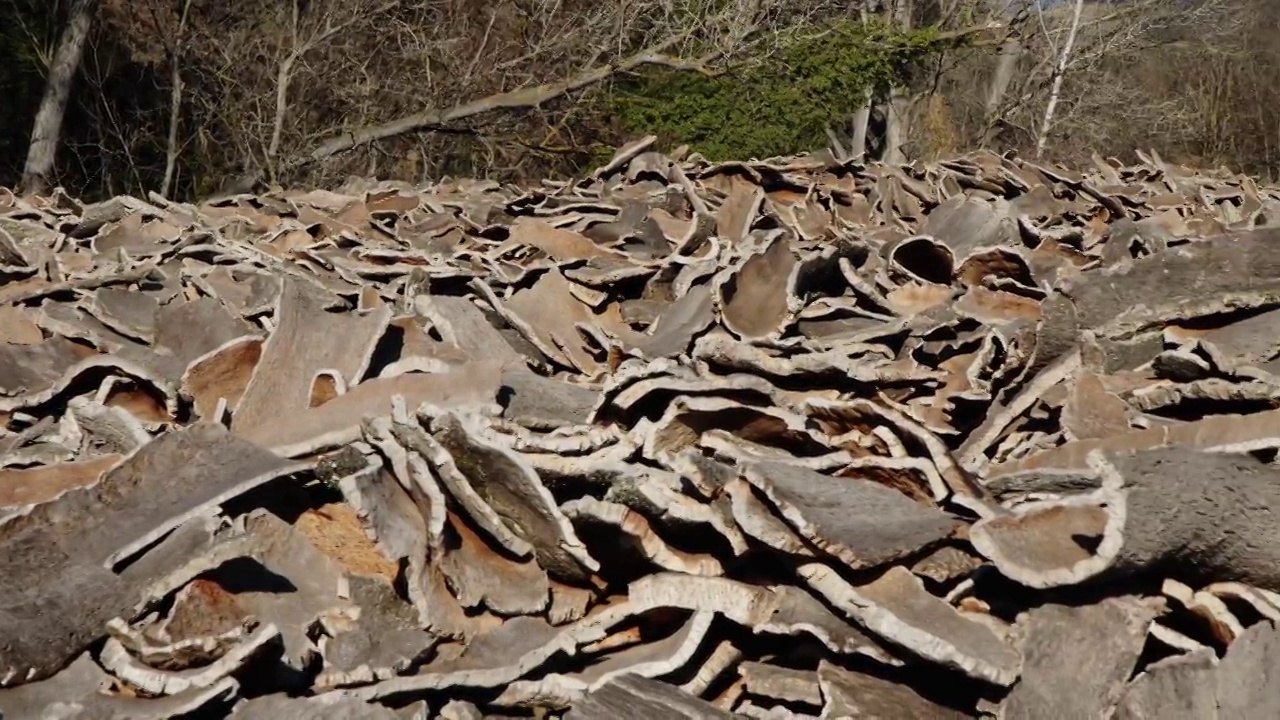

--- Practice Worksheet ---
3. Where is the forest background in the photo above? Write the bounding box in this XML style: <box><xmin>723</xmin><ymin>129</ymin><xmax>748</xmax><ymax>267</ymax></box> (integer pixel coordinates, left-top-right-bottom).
<box><xmin>0</xmin><ymin>0</ymin><xmax>1274</xmax><ymax>201</ymax></box>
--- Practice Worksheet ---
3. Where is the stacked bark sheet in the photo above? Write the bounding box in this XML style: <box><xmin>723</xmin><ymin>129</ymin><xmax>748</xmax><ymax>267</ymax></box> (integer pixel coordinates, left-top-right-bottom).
<box><xmin>2</xmin><ymin>140</ymin><xmax>1280</xmax><ymax>718</ymax></box>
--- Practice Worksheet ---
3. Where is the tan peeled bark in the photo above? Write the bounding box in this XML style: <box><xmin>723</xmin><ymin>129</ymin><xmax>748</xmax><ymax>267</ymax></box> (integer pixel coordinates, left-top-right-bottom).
<box><xmin>21</xmin><ymin>0</ymin><xmax>99</xmax><ymax>196</ymax></box>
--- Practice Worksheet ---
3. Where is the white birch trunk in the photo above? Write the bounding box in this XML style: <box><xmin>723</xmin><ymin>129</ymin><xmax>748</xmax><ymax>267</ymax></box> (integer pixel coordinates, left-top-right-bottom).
<box><xmin>1035</xmin><ymin>0</ymin><xmax>1085</xmax><ymax>158</ymax></box>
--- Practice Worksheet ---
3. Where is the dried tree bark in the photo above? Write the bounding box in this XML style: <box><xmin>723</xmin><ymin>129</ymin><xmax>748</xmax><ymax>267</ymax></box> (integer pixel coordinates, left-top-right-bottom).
<box><xmin>21</xmin><ymin>0</ymin><xmax>99</xmax><ymax>196</ymax></box>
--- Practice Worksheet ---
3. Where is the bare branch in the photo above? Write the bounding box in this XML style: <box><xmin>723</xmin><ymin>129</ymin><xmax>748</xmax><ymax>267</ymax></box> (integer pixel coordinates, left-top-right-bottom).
<box><xmin>160</xmin><ymin>0</ymin><xmax>193</xmax><ymax>198</ymax></box>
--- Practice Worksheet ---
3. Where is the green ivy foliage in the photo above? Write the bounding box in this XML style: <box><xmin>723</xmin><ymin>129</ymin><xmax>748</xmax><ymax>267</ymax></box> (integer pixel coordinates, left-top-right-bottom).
<box><xmin>601</xmin><ymin>19</ymin><xmax>946</xmax><ymax>161</ymax></box>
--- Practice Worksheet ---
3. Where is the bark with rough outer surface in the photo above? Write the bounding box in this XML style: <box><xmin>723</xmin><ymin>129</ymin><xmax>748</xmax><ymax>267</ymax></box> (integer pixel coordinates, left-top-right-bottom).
<box><xmin>21</xmin><ymin>0</ymin><xmax>99</xmax><ymax>196</ymax></box>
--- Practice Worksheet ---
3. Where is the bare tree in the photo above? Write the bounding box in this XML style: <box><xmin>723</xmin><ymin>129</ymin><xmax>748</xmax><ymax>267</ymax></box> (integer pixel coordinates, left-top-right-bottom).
<box><xmin>1034</xmin><ymin>0</ymin><xmax>1082</xmax><ymax>157</ymax></box>
<box><xmin>964</xmin><ymin>0</ymin><xmax>1237</xmax><ymax>158</ymax></box>
<box><xmin>160</xmin><ymin>0</ymin><xmax>192</xmax><ymax>198</ymax></box>
<box><xmin>21</xmin><ymin>0</ymin><xmax>98</xmax><ymax>195</ymax></box>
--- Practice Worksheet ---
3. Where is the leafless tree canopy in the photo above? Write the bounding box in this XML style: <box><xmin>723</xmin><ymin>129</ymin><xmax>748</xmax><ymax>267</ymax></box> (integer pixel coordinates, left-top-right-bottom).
<box><xmin>3</xmin><ymin>0</ymin><xmax>1279</xmax><ymax>198</ymax></box>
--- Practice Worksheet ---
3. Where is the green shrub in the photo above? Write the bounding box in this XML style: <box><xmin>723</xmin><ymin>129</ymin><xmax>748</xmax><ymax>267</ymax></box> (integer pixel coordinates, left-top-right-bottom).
<box><xmin>600</xmin><ymin>19</ymin><xmax>945</xmax><ymax>160</ymax></box>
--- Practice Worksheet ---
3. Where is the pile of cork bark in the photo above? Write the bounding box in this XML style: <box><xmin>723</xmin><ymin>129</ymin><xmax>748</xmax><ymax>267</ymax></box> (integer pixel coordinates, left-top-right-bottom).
<box><xmin>2</xmin><ymin>138</ymin><xmax>1280</xmax><ymax>718</ymax></box>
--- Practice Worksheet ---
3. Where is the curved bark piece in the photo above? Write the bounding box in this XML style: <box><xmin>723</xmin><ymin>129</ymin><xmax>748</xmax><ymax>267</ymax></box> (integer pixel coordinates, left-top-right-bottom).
<box><xmin>315</xmin><ymin>577</ymin><xmax>437</xmax><ymax>689</ymax></box>
<box><xmin>631</xmin><ymin>281</ymin><xmax>715</xmax><ymax>359</ymax></box>
<box><xmin>104</xmin><ymin>614</ymin><xmax>250</xmax><ymax>670</ymax></box>
<box><xmin>1163</xmin><ymin>579</ymin><xmax>1244</xmax><ymax>646</ymax></box>
<box><xmin>693</xmin><ymin>331</ymin><xmax>941</xmax><ymax>386</ymax></box>
<box><xmin>476</xmin><ymin>269</ymin><xmax>609</xmax><ymax>374</ymax></box>
<box><xmin>0</xmin><ymin>423</ymin><xmax>306</xmax><ymax>685</ymax></box>
<box><xmin>1025</xmin><ymin>227</ymin><xmax>1280</xmax><ymax>383</ymax></box>
<box><xmin>497</xmin><ymin>611</ymin><xmax>717</xmax><ymax>708</ymax></box>
<box><xmin>1113</xmin><ymin>649</ymin><xmax>1220</xmax><ymax>720</ymax></box>
<box><xmin>724</xmin><ymin>477</ymin><xmax>819</xmax><ymax>558</ymax></box>
<box><xmin>389</xmin><ymin>416</ymin><xmax>532</xmax><ymax>559</ymax></box>
<box><xmin>438</xmin><ymin>510</ymin><xmax>551</xmax><ymax>616</ymax></box>
<box><xmin>412</xmin><ymin>294</ymin><xmax>526</xmax><ymax>368</ymax></box>
<box><xmin>741</xmin><ymin>461</ymin><xmax>961</xmax><ymax>572</ymax></box>
<box><xmin>800</xmin><ymin>564</ymin><xmax>1021</xmax><ymax>686</ymax></box>
<box><xmin>680</xmin><ymin>638</ymin><xmax>741</xmax><ymax>697</ymax></box>
<box><xmin>154</xmin><ymin>296</ymin><xmax>257</xmax><ymax>366</ymax></box>
<box><xmin>717</xmin><ymin>232</ymin><xmax>797</xmax><ymax>340</ymax></box>
<box><xmin>563</xmin><ymin>496</ymin><xmax>723</xmax><ymax>576</ymax></box>
<box><xmin>996</xmin><ymin>597</ymin><xmax>1161</xmax><ymax>719</ymax></box>
<box><xmin>642</xmin><ymin>396</ymin><xmax>829</xmax><ymax>459</ymax></box>
<box><xmin>98</xmin><ymin>622</ymin><xmax>280</xmax><ymax>696</ymax></box>
<box><xmin>968</xmin><ymin>485</ymin><xmax>1124</xmax><ymax>589</ymax></box>
<box><xmin>0</xmin><ymin>349</ymin><xmax>178</xmax><ymax>415</ymax></box>
<box><xmin>232</xmin><ymin>277</ymin><xmax>392</xmax><ymax>440</ymax></box>
<box><xmin>0</xmin><ymin>335</ymin><xmax>93</xmax><ymax>400</ymax></box>
<box><xmin>758</xmin><ymin>585</ymin><xmax>899</xmax><ymax>664</ymax></box>
<box><xmin>256</xmin><ymin>363</ymin><xmax>504</xmax><ymax>457</ymax></box>
<box><xmin>0</xmin><ymin>453</ymin><xmax>122</xmax><ymax>510</ymax></box>
<box><xmin>359</xmin><ymin>418</ymin><xmax>478</xmax><ymax>640</ymax></box>
<box><xmin>83</xmin><ymin>287</ymin><xmax>159</xmax><ymax>344</ymax></box>
<box><xmin>498</xmin><ymin>368</ymin><xmax>598</xmax><ymax>430</ymax></box>
<box><xmin>599</xmin><ymin>370</ymin><xmax>781</xmax><ymax>425</ymax></box>
<box><xmin>978</xmin><ymin>447</ymin><xmax>1280</xmax><ymax>592</ymax></box>
<box><xmin>806</xmin><ymin>397</ymin><xmax>982</xmax><ymax>501</ymax></box>
<box><xmin>738</xmin><ymin>662</ymin><xmax>822</xmax><ymax>708</ymax></box>
<box><xmin>429</xmin><ymin>411</ymin><xmax>599</xmax><ymax>582</ymax></box>
<box><xmin>564</xmin><ymin>673</ymin><xmax>736</xmax><ymax>720</ymax></box>
<box><xmin>231</xmin><ymin>694</ymin><xmax>402</xmax><ymax>719</ymax></box>
<box><xmin>923</xmin><ymin>195</ymin><xmax>1016</xmax><ymax>257</ymax></box>
<box><xmin>887</xmin><ymin>235</ymin><xmax>956</xmax><ymax>285</ymax></box>
<box><xmin>605</xmin><ymin>465</ymin><xmax>748</xmax><ymax>557</ymax></box>
<box><xmin>624</xmin><ymin>572</ymin><xmax>778</xmax><ymax>628</ymax></box>
<box><xmin>956</xmin><ymin>246</ymin><xmax>1034</xmax><ymax>289</ymax></box>
<box><xmin>180</xmin><ymin>335</ymin><xmax>263</xmax><ymax>421</ymax></box>
<box><xmin>483</xmin><ymin>420</ymin><xmax>623</xmax><ymax>456</ymax></box>
<box><xmin>0</xmin><ymin>654</ymin><xmax>237</xmax><ymax>720</ymax></box>
<box><xmin>340</xmin><ymin>615</ymin><xmax>571</xmax><ymax>700</ymax></box>
<box><xmin>818</xmin><ymin>660</ymin><xmax>969</xmax><ymax>719</ymax></box>
<box><xmin>497</xmin><ymin>217</ymin><xmax>624</xmax><ymax>262</ymax></box>
<box><xmin>1203</xmin><ymin>582</ymin><xmax>1280</xmax><ymax>624</ymax></box>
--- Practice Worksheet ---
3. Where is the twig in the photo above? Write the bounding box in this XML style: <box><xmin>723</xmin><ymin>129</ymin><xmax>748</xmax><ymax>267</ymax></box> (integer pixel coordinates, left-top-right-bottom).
<box><xmin>0</xmin><ymin>264</ymin><xmax>161</xmax><ymax>305</ymax></box>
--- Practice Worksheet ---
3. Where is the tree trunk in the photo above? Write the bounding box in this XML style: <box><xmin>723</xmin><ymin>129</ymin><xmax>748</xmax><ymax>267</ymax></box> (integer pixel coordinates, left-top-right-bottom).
<box><xmin>1036</xmin><ymin>0</ymin><xmax>1085</xmax><ymax>159</ymax></box>
<box><xmin>161</xmin><ymin>0</ymin><xmax>193</xmax><ymax>199</ymax></box>
<box><xmin>883</xmin><ymin>87</ymin><xmax>911</xmax><ymax>165</ymax></box>
<box><xmin>21</xmin><ymin>0</ymin><xmax>98</xmax><ymax>196</ymax></box>
<box><xmin>849</xmin><ymin>91</ymin><xmax>872</xmax><ymax>160</ymax></box>
<box><xmin>881</xmin><ymin>0</ymin><xmax>913</xmax><ymax>165</ymax></box>
<box><xmin>981</xmin><ymin>37</ymin><xmax>1022</xmax><ymax>148</ymax></box>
